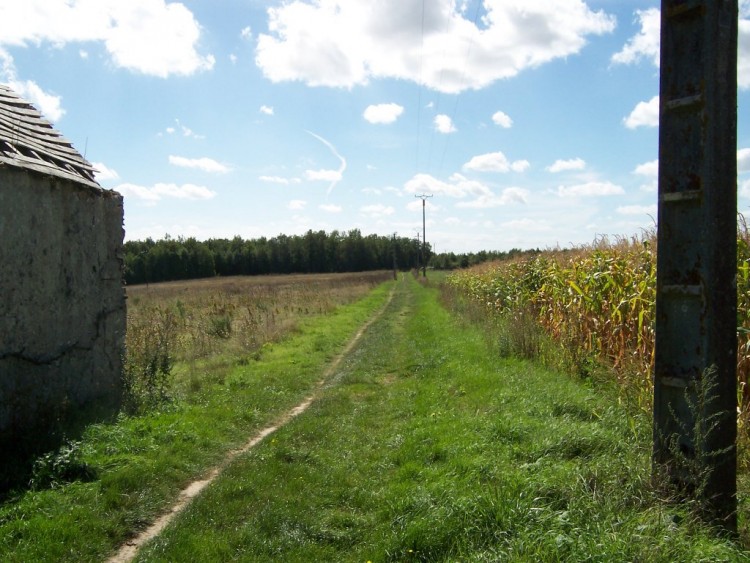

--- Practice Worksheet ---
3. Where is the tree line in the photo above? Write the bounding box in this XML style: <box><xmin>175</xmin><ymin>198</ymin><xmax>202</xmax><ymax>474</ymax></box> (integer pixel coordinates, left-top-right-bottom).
<box><xmin>123</xmin><ymin>229</ymin><xmax>540</xmax><ymax>285</ymax></box>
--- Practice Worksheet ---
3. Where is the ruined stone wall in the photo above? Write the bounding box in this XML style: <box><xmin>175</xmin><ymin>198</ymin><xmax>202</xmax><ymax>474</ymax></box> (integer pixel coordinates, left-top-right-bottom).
<box><xmin>0</xmin><ymin>165</ymin><xmax>125</xmax><ymax>456</ymax></box>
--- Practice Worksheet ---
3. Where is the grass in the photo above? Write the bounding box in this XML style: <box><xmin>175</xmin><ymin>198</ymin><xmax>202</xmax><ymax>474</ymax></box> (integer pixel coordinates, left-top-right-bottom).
<box><xmin>0</xmin><ymin>276</ymin><xmax>394</xmax><ymax>562</ymax></box>
<box><xmin>3</xmin><ymin>273</ymin><xmax>747</xmax><ymax>561</ymax></box>
<box><xmin>133</xmin><ymin>275</ymin><xmax>748</xmax><ymax>562</ymax></box>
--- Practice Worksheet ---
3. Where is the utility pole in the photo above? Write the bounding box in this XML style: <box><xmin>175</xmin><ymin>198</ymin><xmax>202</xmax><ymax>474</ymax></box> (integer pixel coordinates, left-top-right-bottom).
<box><xmin>653</xmin><ymin>0</ymin><xmax>738</xmax><ymax>532</ymax></box>
<box><xmin>415</xmin><ymin>194</ymin><xmax>432</xmax><ymax>277</ymax></box>
<box><xmin>415</xmin><ymin>230</ymin><xmax>421</xmax><ymax>273</ymax></box>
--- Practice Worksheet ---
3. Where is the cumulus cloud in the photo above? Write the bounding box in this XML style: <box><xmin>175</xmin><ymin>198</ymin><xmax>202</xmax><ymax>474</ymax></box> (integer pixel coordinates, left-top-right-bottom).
<box><xmin>319</xmin><ymin>204</ymin><xmax>342</xmax><ymax>213</ymax></box>
<box><xmin>241</xmin><ymin>26</ymin><xmax>253</xmax><ymax>40</ymax></box>
<box><xmin>255</xmin><ymin>0</ymin><xmax>615</xmax><ymax>93</ymax></box>
<box><xmin>0</xmin><ymin>0</ymin><xmax>214</xmax><ymax>77</ymax></box>
<box><xmin>547</xmin><ymin>158</ymin><xmax>586</xmax><ymax>173</ymax></box>
<box><xmin>463</xmin><ymin>151</ymin><xmax>527</xmax><ymax>173</ymax></box>
<box><xmin>363</xmin><ymin>103</ymin><xmax>404</xmax><ymax>124</ymax></box>
<box><xmin>361</xmin><ymin>204</ymin><xmax>395</xmax><ymax>218</ymax></box>
<box><xmin>624</xmin><ymin>96</ymin><xmax>659</xmax><ymax>129</ymax></box>
<box><xmin>92</xmin><ymin>162</ymin><xmax>120</xmax><ymax>182</ymax></box>
<box><xmin>739</xmin><ymin>148</ymin><xmax>750</xmax><ymax>173</ymax></box>
<box><xmin>305</xmin><ymin>169</ymin><xmax>342</xmax><ymax>182</ymax></box>
<box><xmin>617</xmin><ymin>204</ymin><xmax>657</xmax><ymax>216</ymax></box>
<box><xmin>260</xmin><ymin>105</ymin><xmax>274</xmax><ymax>115</ymax></box>
<box><xmin>557</xmin><ymin>181</ymin><xmax>624</xmax><ymax>197</ymax></box>
<box><xmin>0</xmin><ymin>49</ymin><xmax>65</xmax><ymax>121</ymax></box>
<box><xmin>502</xmin><ymin>218</ymin><xmax>551</xmax><ymax>231</ymax></box>
<box><xmin>456</xmin><ymin>187</ymin><xmax>529</xmax><ymax>208</ymax></box>
<box><xmin>169</xmin><ymin>155</ymin><xmax>230</xmax><ymax>173</ymax></box>
<box><xmin>491</xmin><ymin>110</ymin><xmax>513</xmax><ymax>128</ymax></box>
<box><xmin>288</xmin><ymin>199</ymin><xmax>306</xmax><ymax>210</ymax></box>
<box><xmin>403</xmin><ymin>172</ymin><xmax>527</xmax><ymax>208</ymax></box>
<box><xmin>634</xmin><ymin>159</ymin><xmax>658</xmax><ymax>177</ymax></box>
<box><xmin>259</xmin><ymin>175</ymin><xmax>301</xmax><ymax>184</ymax></box>
<box><xmin>611</xmin><ymin>8</ymin><xmax>660</xmax><ymax>67</ymax></box>
<box><xmin>115</xmin><ymin>182</ymin><xmax>216</xmax><ymax>202</ymax></box>
<box><xmin>612</xmin><ymin>7</ymin><xmax>750</xmax><ymax>89</ymax></box>
<box><xmin>434</xmin><ymin>114</ymin><xmax>456</xmax><ymax>134</ymax></box>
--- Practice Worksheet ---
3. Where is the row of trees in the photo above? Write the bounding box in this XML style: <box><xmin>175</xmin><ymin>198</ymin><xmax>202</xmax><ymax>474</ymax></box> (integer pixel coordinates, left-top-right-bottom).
<box><xmin>123</xmin><ymin>230</ymin><xmax>429</xmax><ymax>285</ymax></box>
<box><xmin>123</xmin><ymin>229</ymin><xmax>541</xmax><ymax>286</ymax></box>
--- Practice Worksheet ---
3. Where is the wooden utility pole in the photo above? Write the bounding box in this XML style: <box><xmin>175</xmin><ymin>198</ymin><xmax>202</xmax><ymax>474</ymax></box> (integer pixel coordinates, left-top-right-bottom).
<box><xmin>415</xmin><ymin>194</ymin><xmax>432</xmax><ymax>277</ymax></box>
<box><xmin>653</xmin><ymin>0</ymin><xmax>738</xmax><ymax>532</ymax></box>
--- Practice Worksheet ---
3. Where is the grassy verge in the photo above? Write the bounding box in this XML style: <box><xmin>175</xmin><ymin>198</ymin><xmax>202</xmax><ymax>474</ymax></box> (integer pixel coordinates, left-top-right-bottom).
<box><xmin>136</xmin><ymin>276</ymin><xmax>748</xmax><ymax>561</ymax></box>
<box><xmin>0</xmin><ymin>281</ymin><xmax>394</xmax><ymax>562</ymax></box>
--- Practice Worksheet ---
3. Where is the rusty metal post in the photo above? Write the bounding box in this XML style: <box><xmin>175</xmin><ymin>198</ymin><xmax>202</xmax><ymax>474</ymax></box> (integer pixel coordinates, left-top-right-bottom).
<box><xmin>654</xmin><ymin>0</ymin><xmax>738</xmax><ymax>531</ymax></box>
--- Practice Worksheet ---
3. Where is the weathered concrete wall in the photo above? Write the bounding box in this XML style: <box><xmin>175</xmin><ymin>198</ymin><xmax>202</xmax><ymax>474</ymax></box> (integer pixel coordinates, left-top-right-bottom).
<box><xmin>0</xmin><ymin>165</ymin><xmax>125</xmax><ymax>456</ymax></box>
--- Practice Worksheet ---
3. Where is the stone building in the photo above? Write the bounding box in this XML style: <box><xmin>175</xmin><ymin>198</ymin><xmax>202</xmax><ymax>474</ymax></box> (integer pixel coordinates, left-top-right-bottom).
<box><xmin>0</xmin><ymin>84</ymin><xmax>125</xmax><ymax>472</ymax></box>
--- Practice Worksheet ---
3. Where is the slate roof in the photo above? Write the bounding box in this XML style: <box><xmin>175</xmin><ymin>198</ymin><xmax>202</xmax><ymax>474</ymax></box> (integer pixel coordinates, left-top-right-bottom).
<box><xmin>0</xmin><ymin>84</ymin><xmax>100</xmax><ymax>189</ymax></box>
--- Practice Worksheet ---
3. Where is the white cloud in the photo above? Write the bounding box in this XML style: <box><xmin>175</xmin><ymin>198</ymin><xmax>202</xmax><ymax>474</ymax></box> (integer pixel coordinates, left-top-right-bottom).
<box><xmin>305</xmin><ymin>169</ymin><xmax>342</xmax><ymax>182</ymax></box>
<box><xmin>319</xmin><ymin>204</ymin><xmax>342</xmax><ymax>213</ymax></box>
<box><xmin>255</xmin><ymin>0</ymin><xmax>615</xmax><ymax>93</ymax></box>
<box><xmin>742</xmin><ymin>178</ymin><xmax>750</xmax><ymax>198</ymax></box>
<box><xmin>79</xmin><ymin>49</ymin><xmax>89</xmax><ymax>59</ymax></box>
<box><xmin>739</xmin><ymin>148</ymin><xmax>750</xmax><ymax>173</ymax></box>
<box><xmin>361</xmin><ymin>204</ymin><xmax>395</xmax><ymax>218</ymax></box>
<box><xmin>288</xmin><ymin>199</ymin><xmax>306</xmax><ymax>210</ymax></box>
<box><xmin>547</xmin><ymin>158</ymin><xmax>586</xmax><ymax>173</ymax></box>
<box><xmin>634</xmin><ymin>159</ymin><xmax>658</xmax><ymax>177</ymax></box>
<box><xmin>557</xmin><ymin>181</ymin><xmax>624</xmax><ymax>197</ymax></box>
<box><xmin>115</xmin><ymin>182</ymin><xmax>216</xmax><ymax>202</ymax></box>
<box><xmin>241</xmin><ymin>26</ymin><xmax>253</xmax><ymax>40</ymax></box>
<box><xmin>463</xmin><ymin>151</ymin><xmax>527</xmax><ymax>173</ymax></box>
<box><xmin>306</xmin><ymin>131</ymin><xmax>346</xmax><ymax>193</ymax></box>
<box><xmin>617</xmin><ymin>204</ymin><xmax>657</xmax><ymax>216</ymax></box>
<box><xmin>363</xmin><ymin>103</ymin><xmax>404</xmax><ymax>124</ymax></box>
<box><xmin>260</xmin><ymin>105</ymin><xmax>274</xmax><ymax>115</ymax></box>
<box><xmin>405</xmin><ymin>172</ymin><xmax>490</xmax><ymax>199</ymax></box>
<box><xmin>0</xmin><ymin>0</ymin><xmax>214</xmax><ymax>77</ymax></box>
<box><xmin>611</xmin><ymin>8</ymin><xmax>660</xmax><ymax>67</ymax></box>
<box><xmin>613</xmin><ymin>7</ymin><xmax>750</xmax><ymax>89</ymax></box>
<box><xmin>259</xmin><ymin>175</ymin><xmax>301</xmax><ymax>185</ymax></box>
<box><xmin>501</xmin><ymin>218</ymin><xmax>551</xmax><ymax>231</ymax></box>
<box><xmin>92</xmin><ymin>162</ymin><xmax>119</xmax><ymax>182</ymax></box>
<box><xmin>0</xmin><ymin>50</ymin><xmax>66</xmax><ymax>121</ymax></box>
<box><xmin>229</xmin><ymin>53</ymin><xmax>238</xmax><ymax>64</ymax></box>
<box><xmin>165</xmin><ymin>119</ymin><xmax>204</xmax><ymax>139</ymax></box>
<box><xmin>434</xmin><ymin>114</ymin><xmax>456</xmax><ymax>134</ymax></box>
<box><xmin>491</xmin><ymin>111</ymin><xmax>513</xmax><ymax>128</ymax></box>
<box><xmin>168</xmin><ymin>155</ymin><xmax>230</xmax><ymax>173</ymax></box>
<box><xmin>741</xmin><ymin>18</ymin><xmax>750</xmax><ymax>89</ymax></box>
<box><xmin>456</xmin><ymin>187</ymin><xmax>529</xmax><ymax>208</ymax></box>
<box><xmin>624</xmin><ymin>95</ymin><xmax>659</xmax><ymax>129</ymax></box>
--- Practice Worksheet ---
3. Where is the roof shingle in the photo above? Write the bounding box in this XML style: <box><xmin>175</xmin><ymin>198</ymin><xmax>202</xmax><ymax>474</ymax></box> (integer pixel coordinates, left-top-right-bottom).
<box><xmin>0</xmin><ymin>84</ymin><xmax>100</xmax><ymax>189</ymax></box>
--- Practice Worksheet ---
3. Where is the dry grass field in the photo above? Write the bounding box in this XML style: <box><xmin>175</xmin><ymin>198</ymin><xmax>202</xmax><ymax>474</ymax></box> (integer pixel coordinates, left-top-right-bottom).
<box><xmin>124</xmin><ymin>271</ymin><xmax>393</xmax><ymax>410</ymax></box>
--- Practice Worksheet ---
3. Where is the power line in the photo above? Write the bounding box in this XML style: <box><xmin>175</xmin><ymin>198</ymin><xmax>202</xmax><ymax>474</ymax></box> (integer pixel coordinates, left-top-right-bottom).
<box><xmin>415</xmin><ymin>193</ymin><xmax>433</xmax><ymax>277</ymax></box>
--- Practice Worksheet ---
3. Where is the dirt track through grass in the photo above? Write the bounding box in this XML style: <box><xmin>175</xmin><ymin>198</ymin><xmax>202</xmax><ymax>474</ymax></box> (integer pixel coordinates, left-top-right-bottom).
<box><xmin>108</xmin><ymin>284</ymin><xmax>397</xmax><ymax>562</ymax></box>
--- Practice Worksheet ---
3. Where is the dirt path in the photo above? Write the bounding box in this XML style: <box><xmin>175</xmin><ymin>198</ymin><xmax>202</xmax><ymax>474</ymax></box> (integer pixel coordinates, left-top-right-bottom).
<box><xmin>107</xmin><ymin>284</ymin><xmax>395</xmax><ymax>563</ymax></box>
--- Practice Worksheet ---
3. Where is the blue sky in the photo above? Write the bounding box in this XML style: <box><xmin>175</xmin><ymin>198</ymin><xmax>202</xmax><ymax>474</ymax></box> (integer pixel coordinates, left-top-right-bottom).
<box><xmin>1</xmin><ymin>0</ymin><xmax>749</xmax><ymax>253</ymax></box>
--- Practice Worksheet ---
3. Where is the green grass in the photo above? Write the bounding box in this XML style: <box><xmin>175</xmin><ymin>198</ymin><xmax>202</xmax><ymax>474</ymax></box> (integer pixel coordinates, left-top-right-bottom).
<box><xmin>3</xmin><ymin>275</ymin><xmax>747</xmax><ymax>561</ymax></box>
<box><xmin>135</xmin><ymin>276</ymin><xmax>748</xmax><ymax>562</ymax></box>
<box><xmin>0</xmin><ymin>281</ymin><xmax>394</xmax><ymax>562</ymax></box>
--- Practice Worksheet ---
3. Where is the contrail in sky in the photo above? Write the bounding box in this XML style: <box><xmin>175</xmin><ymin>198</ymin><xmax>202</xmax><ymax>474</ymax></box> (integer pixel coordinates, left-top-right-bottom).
<box><xmin>306</xmin><ymin>130</ymin><xmax>347</xmax><ymax>194</ymax></box>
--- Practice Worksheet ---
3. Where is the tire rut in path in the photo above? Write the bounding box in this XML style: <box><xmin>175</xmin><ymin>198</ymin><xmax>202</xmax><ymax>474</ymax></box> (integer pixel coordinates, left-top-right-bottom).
<box><xmin>107</xmin><ymin>284</ymin><xmax>397</xmax><ymax>563</ymax></box>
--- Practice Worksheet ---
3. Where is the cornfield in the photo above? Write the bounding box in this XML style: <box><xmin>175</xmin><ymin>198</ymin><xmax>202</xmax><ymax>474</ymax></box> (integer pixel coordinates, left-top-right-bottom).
<box><xmin>447</xmin><ymin>224</ymin><xmax>750</xmax><ymax>442</ymax></box>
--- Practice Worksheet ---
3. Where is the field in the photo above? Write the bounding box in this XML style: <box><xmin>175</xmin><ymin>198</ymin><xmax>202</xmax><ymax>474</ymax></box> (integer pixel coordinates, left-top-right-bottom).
<box><xmin>1</xmin><ymin>272</ymin><xmax>749</xmax><ymax>561</ymax></box>
<box><xmin>124</xmin><ymin>271</ymin><xmax>393</xmax><ymax>410</ymax></box>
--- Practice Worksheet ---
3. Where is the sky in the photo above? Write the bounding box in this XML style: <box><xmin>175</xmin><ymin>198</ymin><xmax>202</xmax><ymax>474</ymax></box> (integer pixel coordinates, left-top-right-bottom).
<box><xmin>1</xmin><ymin>0</ymin><xmax>749</xmax><ymax>254</ymax></box>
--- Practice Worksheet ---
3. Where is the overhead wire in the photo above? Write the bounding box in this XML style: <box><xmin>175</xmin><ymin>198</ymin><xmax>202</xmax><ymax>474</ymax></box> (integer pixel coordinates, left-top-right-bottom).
<box><xmin>436</xmin><ymin>0</ymin><xmax>484</xmax><ymax>176</ymax></box>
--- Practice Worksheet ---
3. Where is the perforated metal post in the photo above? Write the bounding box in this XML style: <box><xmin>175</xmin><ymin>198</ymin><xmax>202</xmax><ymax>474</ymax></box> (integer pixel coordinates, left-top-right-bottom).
<box><xmin>653</xmin><ymin>0</ymin><xmax>738</xmax><ymax>531</ymax></box>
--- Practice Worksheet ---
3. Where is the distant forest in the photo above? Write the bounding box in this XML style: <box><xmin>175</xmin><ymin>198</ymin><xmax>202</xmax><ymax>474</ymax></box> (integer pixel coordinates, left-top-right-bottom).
<box><xmin>123</xmin><ymin>229</ymin><xmax>538</xmax><ymax>285</ymax></box>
